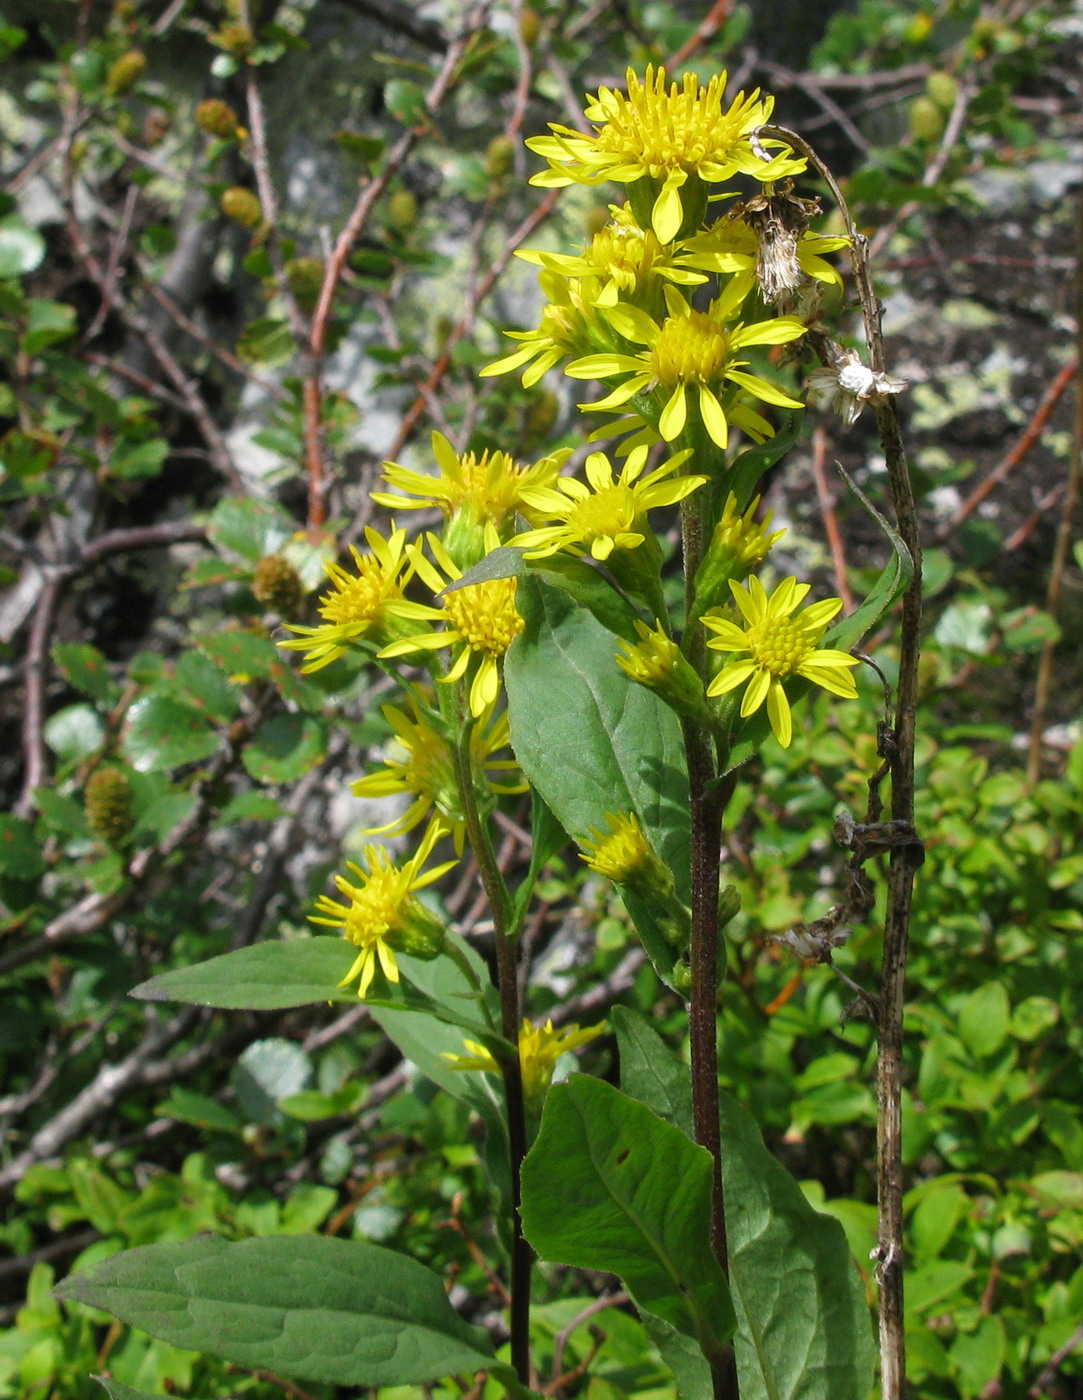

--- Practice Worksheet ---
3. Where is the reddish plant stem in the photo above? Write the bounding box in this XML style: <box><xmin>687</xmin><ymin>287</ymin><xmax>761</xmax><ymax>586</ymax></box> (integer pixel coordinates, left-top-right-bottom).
<box><xmin>810</xmin><ymin>423</ymin><xmax>855</xmax><ymax>611</ymax></box>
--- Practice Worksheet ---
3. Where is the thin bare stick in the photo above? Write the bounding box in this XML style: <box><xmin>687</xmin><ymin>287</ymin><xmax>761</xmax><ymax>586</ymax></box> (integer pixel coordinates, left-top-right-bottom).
<box><xmin>767</xmin><ymin>125</ymin><xmax>924</xmax><ymax>1400</ymax></box>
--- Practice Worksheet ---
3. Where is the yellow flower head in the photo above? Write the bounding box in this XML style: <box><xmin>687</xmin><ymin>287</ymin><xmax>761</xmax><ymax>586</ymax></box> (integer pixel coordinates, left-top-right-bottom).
<box><xmin>442</xmin><ymin>1018</ymin><xmax>605</xmax><ymax>1101</ymax></box>
<box><xmin>526</xmin><ymin>66</ymin><xmax>805</xmax><ymax>243</ymax></box>
<box><xmin>310</xmin><ymin>822</ymin><xmax>456</xmax><ymax>998</ymax></box>
<box><xmin>479</xmin><ymin>271</ymin><xmax>596</xmax><ymax>386</ymax></box>
<box><xmin>516</xmin><ymin>203</ymin><xmax>706</xmax><ymax>308</ymax></box>
<box><xmin>351</xmin><ymin>692</ymin><xmax>525</xmax><ymax>853</ymax></box>
<box><xmin>704</xmin><ymin>575</ymin><xmax>859</xmax><ymax>747</ymax></box>
<box><xmin>566</xmin><ymin>283</ymin><xmax>806</xmax><ymax>450</ymax></box>
<box><xmin>378</xmin><ymin>528</ymin><xmax>524</xmax><ymax>718</ymax></box>
<box><xmin>509</xmin><ymin>443</ymin><xmax>705</xmax><ymax>562</ymax></box>
<box><xmin>371</xmin><ymin>431</ymin><xmax>570</xmax><ymax>535</ymax></box>
<box><xmin>277</xmin><ymin>525</ymin><xmax>416</xmax><ymax>672</ymax></box>
<box><xmin>580</xmin><ymin>811</ymin><xmax>655</xmax><ymax>884</ymax></box>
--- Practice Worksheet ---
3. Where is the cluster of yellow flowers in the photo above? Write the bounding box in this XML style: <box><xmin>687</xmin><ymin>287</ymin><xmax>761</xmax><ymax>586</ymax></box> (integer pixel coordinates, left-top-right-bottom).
<box><xmin>275</xmin><ymin>66</ymin><xmax>862</xmax><ymax>1079</ymax></box>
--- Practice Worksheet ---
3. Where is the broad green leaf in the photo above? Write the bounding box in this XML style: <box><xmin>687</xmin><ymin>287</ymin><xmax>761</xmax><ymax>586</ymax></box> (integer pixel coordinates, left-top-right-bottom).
<box><xmin>130</xmin><ymin>937</ymin><xmax>361</xmax><ymax>1008</ymax></box>
<box><xmin>53</xmin><ymin>1235</ymin><xmax>503</xmax><ymax>1387</ymax></box>
<box><xmin>616</xmin><ymin>1012</ymin><xmax>875</xmax><ymax>1400</ymax></box>
<box><xmin>505</xmin><ymin>579</ymin><xmax>690</xmax><ymax>983</ymax></box>
<box><xmin>521</xmin><ymin>1075</ymin><xmax>735</xmax><ymax>1360</ymax></box>
<box><xmin>242</xmin><ymin>712</ymin><xmax>326</xmax><ymax>783</ymax></box>
<box><xmin>958</xmin><ymin>981</ymin><xmax>1009</xmax><ymax>1058</ymax></box>
<box><xmin>52</xmin><ymin>643</ymin><xmax>120</xmax><ymax>706</ymax></box>
<box><xmin>122</xmin><ymin>695</ymin><xmax>219</xmax><ymax>771</ymax></box>
<box><xmin>903</xmin><ymin>1260</ymin><xmax>973</xmax><ymax>1316</ymax></box>
<box><xmin>207</xmin><ymin>495</ymin><xmax>294</xmax><ymax>562</ymax></box>
<box><xmin>613</xmin><ymin>1005</ymin><xmax>693</xmax><ymax>1137</ymax></box>
<box><xmin>950</xmin><ymin>1315</ymin><xmax>1005</xmax><ymax>1398</ymax></box>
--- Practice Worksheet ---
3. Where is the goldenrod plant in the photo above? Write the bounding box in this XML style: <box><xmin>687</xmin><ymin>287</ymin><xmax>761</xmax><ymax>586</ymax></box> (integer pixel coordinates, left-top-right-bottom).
<box><xmin>53</xmin><ymin>58</ymin><xmax>927</xmax><ymax>1400</ymax></box>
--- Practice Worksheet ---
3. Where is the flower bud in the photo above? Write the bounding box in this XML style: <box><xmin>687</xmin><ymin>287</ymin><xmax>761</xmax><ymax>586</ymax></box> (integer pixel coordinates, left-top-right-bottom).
<box><xmin>580</xmin><ymin>812</ymin><xmax>676</xmax><ymax>906</ymax></box>
<box><xmin>212</xmin><ymin>22</ymin><xmax>254</xmax><ymax>58</ymax></box>
<box><xmin>196</xmin><ymin>98</ymin><xmax>241</xmax><ymax>139</ymax></box>
<box><xmin>925</xmin><ymin>72</ymin><xmax>958</xmax><ymax>112</ymax></box>
<box><xmin>693</xmin><ymin>494</ymin><xmax>784</xmax><ymax>613</ymax></box>
<box><xmin>285</xmin><ymin>257</ymin><xmax>325</xmax><ymax>314</ymax></box>
<box><xmin>388</xmin><ymin>190</ymin><xmax>417</xmax><ymax>231</ymax></box>
<box><xmin>616</xmin><ymin>620</ymin><xmax>707</xmax><ymax>720</ymax></box>
<box><xmin>909</xmin><ymin>96</ymin><xmax>945</xmax><ymax>143</ymax></box>
<box><xmin>221</xmin><ymin>186</ymin><xmax>262</xmax><ymax>228</ymax></box>
<box><xmin>107</xmin><ymin>50</ymin><xmax>146</xmax><ymax>94</ymax></box>
<box><xmin>85</xmin><ymin>766</ymin><xmax>133</xmax><ymax>847</ymax></box>
<box><xmin>252</xmin><ymin>555</ymin><xmax>303</xmax><ymax>618</ymax></box>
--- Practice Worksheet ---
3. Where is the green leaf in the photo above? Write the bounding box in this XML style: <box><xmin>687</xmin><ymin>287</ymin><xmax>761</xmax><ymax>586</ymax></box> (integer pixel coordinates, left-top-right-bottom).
<box><xmin>613</xmin><ymin>1005</ymin><xmax>693</xmax><ymax>1137</ymax></box>
<box><xmin>521</xmin><ymin>1075</ymin><xmax>735</xmax><ymax>1359</ymax></box>
<box><xmin>175</xmin><ymin>650</ymin><xmax>240</xmax><ymax>723</ymax></box>
<box><xmin>0</xmin><ymin>815</ymin><xmax>46</xmax><ymax>880</ymax></box>
<box><xmin>242</xmin><ymin>712</ymin><xmax>326</xmax><ymax>783</ymax></box>
<box><xmin>110</xmin><ymin>437</ymin><xmax>169</xmax><ymax>480</ymax></box>
<box><xmin>53</xmin><ymin>1235</ymin><xmax>502</xmax><ymax>1387</ymax></box>
<box><xmin>505</xmin><ymin>580</ymin><xmax>690</xmax><ymax>983</ymax></box>
<box><xmin>122</xmin><ymin>695</ymin><xmax>219</xmax><ymax>772</ymax></box>
<box><xmin>615</xmin><ymin>1012</ymin><xmax>875</xmax><ymax>1400</ymax></box>
<box><xmin>950</xmin><ymin>1315</ymin><xmax>1004</xmax><ymax>1399</ymax></box>
<box><xmin>232</xmin><ymin>1037</ymin><xmax>312</xmax><ymax>1126</ymax></box>
<box><xmin>0</xmin><ymin>215</ymin><xmax>45</xmax><ymax>277</ymax></box>
<box><xmin>958</xmin><ymin>981</ymin><xmax>1009</xmax><ymax>1058</ymax></box>
<box><xmin>130</xmin><ymin>937</ymin><xmax>360</xmax><ymax>1009</ymax></box>
<box><xmin>384</xmin><ymin>78</ymin><xmax>429</xmax><ymax>126</ymax></box>
<box><xmin>725</xmin><ymin>413</ymin><xmax>802</xmax><ymax>510</ymax></box>
<box><xmin>43</xmin><ymin>703</ymin><xmax>105</xmax><ymax>764</ymax></box>
<box><xmin>214</xmin><ymin>789</ymin><xmax>287</xmax><ymax>825</ymax></box>
<box><xmin>23</xmin><ymin>299</ymin><xmax>77</xmax><ymax>353</ymax></box>
<box><xmin>52</xmin><ymin>643</ymin><xmax>120</xmax><ymax>706</ymax></box>
<box><xmin>237</xmin><ymin>316</ymin><xmax>295</xmax><ymax>368</ymax></box>
<box><xmin>154</xmin><ymin>1087</ymin><xmax>242</xmax><ymax>1134</ymax></box>
<box><xmin>207</xmin><ymin>495</ymin><xmax>294</xmax><ymax>562</ymax></box>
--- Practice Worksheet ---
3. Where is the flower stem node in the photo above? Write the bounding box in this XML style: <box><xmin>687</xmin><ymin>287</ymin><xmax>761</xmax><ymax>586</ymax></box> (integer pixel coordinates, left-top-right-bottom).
<box><xmin>704</xmin><ymin>576</ymin><xmax>860</xmax><ymax>748</ymax></box>
<box><xmin>616</xmin><ymin>619</ymin><xmax>707</xmax><ymax>719</ymax></box>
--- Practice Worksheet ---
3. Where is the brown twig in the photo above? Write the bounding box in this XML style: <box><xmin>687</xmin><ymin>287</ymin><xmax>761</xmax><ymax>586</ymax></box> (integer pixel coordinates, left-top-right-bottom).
<box><xmin>548</xmin><ymin>1291</ymin><xmax>629</xmax><ymax>1391</ymax></box>
<box><xmin>933</xmin><ymin>356</ymin><xmax>1078</xmax><ymax>544</ymax></box>
<box><xmin>1027</xmin><ymin>173</ymin><xmax>1083</xmax><ymax>783</ymax></box>
<box><xmin>666</xmin><ymin>0</ymin><xmax>734</xmax><ymax>69</ymax></box>
<box><xmin>1029</xmin><ymin>1318</ymin><xmax>1083</xmax><ymax>1397</ymax></box>
<box><xmin>303</xmin><ymin>3</ymin><xmax>492</xmax><ymax>531</ymax></box>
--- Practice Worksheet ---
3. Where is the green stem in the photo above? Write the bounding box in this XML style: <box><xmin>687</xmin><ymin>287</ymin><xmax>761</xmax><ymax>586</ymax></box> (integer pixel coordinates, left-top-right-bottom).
<box><xmin>452</xmin><ymin>696</ymin><xmax>532</xmax><ymax>1387</ymax></box>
